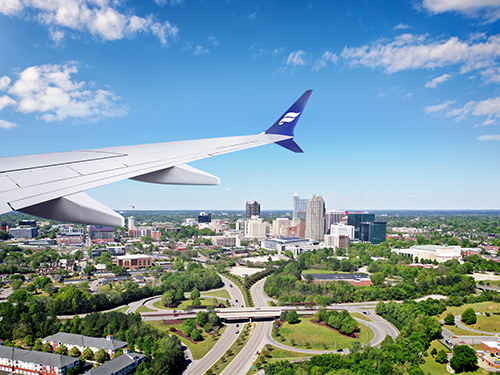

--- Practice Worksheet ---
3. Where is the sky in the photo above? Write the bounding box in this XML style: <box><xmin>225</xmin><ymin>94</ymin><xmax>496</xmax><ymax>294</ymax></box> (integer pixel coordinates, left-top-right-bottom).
<box><xmin>1</xmin><ymin>0</ymin><xmax>500</xmax><ymax>212</ymax></box>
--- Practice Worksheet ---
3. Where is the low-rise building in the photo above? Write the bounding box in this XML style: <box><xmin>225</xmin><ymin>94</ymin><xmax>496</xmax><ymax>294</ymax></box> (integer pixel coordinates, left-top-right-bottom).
<box><xmin>82</xmin><ymin>351</ymin><xmax>145</xmax><ymax>375</ymax></box>
<box><xmin>43</xmin><ymin>333</ymin><xmax>127</xmax><ymax>359</ymax></box>
<box><xmin>392</xmin><ymin>245</ymin><xmax>462</xmax><ymax>263</ymax></box>
<box><xmin>0</xmin><ymin>345</ymin><xmax>80</xmax><ymax>375</ymax></box>
<box><xmin>116</xmin><ymin>255</ymin><xmax>152</xmax><ymax>270</ymax></box>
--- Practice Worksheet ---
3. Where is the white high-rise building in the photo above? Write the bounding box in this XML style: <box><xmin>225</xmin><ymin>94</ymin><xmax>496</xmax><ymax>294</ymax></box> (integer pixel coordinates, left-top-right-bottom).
<box><xmin>128</xmin><ymin>216</ymin><xmax>137</xmax><ymax>229</ymax></box>
<box><xmin>305</xmin><ymin>195</ymin><xmax>325</xmax><ymax>241</ymax></box>
<box><xmin>245</xmin><ymin>216</ymin><xmax>268</xmax><ymax>239</ymax></box>
<box><xmin>325</xmin><ymin>210</ymin><xmax>345</xmax><ymax>234</ymax></box>
<box><xmin>331</xmin><ymin>222</ymin><xmax>355</xmax><ymax>240</ymax></box>
<box><xmin>292</xmin><ymin>191</ymin><xmax>308</xmax><ymax>222</ymax></box>
<box><xmin>273</xmin><ymin>218</ymin><xmax>291</xmax><ymax>237</ymax></box>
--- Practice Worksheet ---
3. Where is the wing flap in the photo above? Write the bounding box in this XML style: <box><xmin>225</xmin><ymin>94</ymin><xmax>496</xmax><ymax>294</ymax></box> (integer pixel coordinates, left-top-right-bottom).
<box><xmin>18</xmin><ymin>192</ymin><xmax>124</xmax><ymax>227</ymax></box>
<box><xmin>8</xmin><ymin>165</ymin><xmax>81</xmax><ymax>188</ymax></box>
<box><xmin>131</xmin><ymin>164</ymin><xmax>220</xmax><ymax>185</ymax></box>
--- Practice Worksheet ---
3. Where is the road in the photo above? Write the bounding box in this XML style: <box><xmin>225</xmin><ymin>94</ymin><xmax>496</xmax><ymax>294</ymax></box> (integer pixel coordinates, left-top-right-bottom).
<box><xmin>183</xmin><ymin>274</ymin><xmax>247</xmax><ymax>375</ymax></box>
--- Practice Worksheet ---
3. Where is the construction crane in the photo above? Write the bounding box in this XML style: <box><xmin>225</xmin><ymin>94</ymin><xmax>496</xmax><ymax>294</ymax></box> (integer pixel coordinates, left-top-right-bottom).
<box><xmin>130</xmin><ymin>205</ymin><xmax>135</xmax><ymax>217</ymax></box>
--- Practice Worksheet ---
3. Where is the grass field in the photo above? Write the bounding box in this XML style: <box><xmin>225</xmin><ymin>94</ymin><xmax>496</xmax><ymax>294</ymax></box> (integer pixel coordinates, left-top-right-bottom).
<box><xmin>469</xmin><ymin>314</ymin><xmax>500</xmax><ymax>333</ymax></box>
<box><xmin>146</xmin><ymin>321</ymin><xmax>225</xmax><ymax>360</ymax></box>
<box><xmin>351</xmin><ymin>312</ymin><xmax>372</xmax><ymax>322</ymax></box>
<box><xmin>113</xmin><ymin>306</ymin><xmax>129</xmax><ymax>313</ymax></box>
<box><xmin>273</xmin><ymin>318</ymin><xmax>374</xmax><ymax>350</ymax></box>
<box><xmin>135</xmin><ymin>305</ymin><xmax>156</xmax><ymax>313</ymax></box>
<box><xmin>152</xmin><ymin>298</ymin><xmax>213</xmax><ymax>310</ymax></box>
<box><xmin>438</xmin><ymin>302</ymin><xmax>500</xmax><ymax>320</ymax></box>
<box><xmin>201</xmin><ymin>289</ymin><xmax>230</xmax><ymax>299</ymax></box>
<box><xmin>444</xmin><ymin>325</ymin><xmax>491</xmax><ymax>336</ymax></box>
<box><xmin>246</xmin><ymin>346</ymin><xmax>312</xmax><ymax>375</ymax></box>
<box><xmin>420</xmin><ymin>340</ymin><xmax>496</xmax><ymax>375</ymax></box>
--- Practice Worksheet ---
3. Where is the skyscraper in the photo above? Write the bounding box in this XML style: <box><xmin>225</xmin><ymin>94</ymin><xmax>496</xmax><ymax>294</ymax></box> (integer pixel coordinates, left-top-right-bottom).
<box><xmin>324</xmin><ymin>210</ymin><xmax>345</xmax><ymax>234</ymax></box>
<box><xmin>246</xmin><ymin>201</ymin><xmax>261</xmax><ymax>218</ymax></box>
<box><xmin>360</xmin><ymin>222</ymin><xmax>387</xmax><ymax>244</ymax></box>
<box><xmin>292</xmin><ymin>191</ymin><xmax>307</xmax><ymax>222</ymax></box>
<box><xmin>305</xmin><ymin>195</ymin><xmax>325</xmax><ymax>241</ymax></box>
<box><xmin>347</xmin><ymin>212</ymin><xmax>375</xmax><ymax>240</ymax></box>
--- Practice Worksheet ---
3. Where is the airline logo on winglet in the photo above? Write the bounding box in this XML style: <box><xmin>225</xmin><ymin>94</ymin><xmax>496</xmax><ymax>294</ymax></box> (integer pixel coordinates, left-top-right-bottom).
<box><xmin>279</xmin><ymin>112</ymin><xmax>300</xmax><ymax>125</ymax></box>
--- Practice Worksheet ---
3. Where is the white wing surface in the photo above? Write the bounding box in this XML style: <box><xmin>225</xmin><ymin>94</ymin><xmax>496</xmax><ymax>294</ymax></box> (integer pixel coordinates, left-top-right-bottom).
<box><xmin>0</xmin><ymin>90</ymin><xmax>312</xmax><ymax>226</ymax></box>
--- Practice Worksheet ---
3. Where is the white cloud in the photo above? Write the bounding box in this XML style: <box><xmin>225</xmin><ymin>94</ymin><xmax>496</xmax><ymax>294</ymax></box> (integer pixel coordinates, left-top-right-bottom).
<box><xmin>2</xmin><ymin>63</ymin><xmax>127</xmax><ymax>123</ymax></box>
<box><xmin>394</xmin><ymin>23</ymin><xmax>410</xmax><ymax>29</ymax></box>
<box><xmin>424</xmin><ymin>100</ymin><xmax>456</xmax><ymax>113</ymax></box>
<box><xmin>0</xmin><ymin>76</ymin><xmax>11</xmax><ymax>90</ymax></box>
<box><xmin>421</xmin><ymin>0</ymin><xmax>500</xmax><ymax>22</ymax></box>
<box><xmin>250</xmin><ymin>44</ymin><xmax>284</xmax><ymax>59</ymax></box>
<box><xmin>286</xmin><ymin>50</ymin><xmax>307</xmax><ymax>66</ymax></box>
<box><xmin>478</xmin><ymin>134</ymin><xmax>500</xmax><ymax>140</ymax></box>
<box><xmin>425</xmin><ymin>73</ymin><xmax>452</xmax><ymax>88</ymax></box>
<box><xmin>208</xmin><ymin>34</ymin><xmax>218</xmax><ymax>46</ymax></box>
<box><xmin>249</xmin><ymin>12</ymin><xmax>256</xmax><ymax>20</ymax></box>
<box><xmin>341</xmin><ymin>33</ymin><xmax>500</xmax><ymax>83</ymax></box>
<box><xmin>0</xmin><ymin>0</ymin><xmax>178</xmax><ymax>46</ymax></box>
<box><xmin>193</xmin><ymin>46</ymin><xmax>209</xmax><ymax>55</ymax></box>
<box><xmin>154</xmin><ymin>0</ymin><xmax>184</xmax><ymax>5</ymax></box>
<box><xmin>427</xmin><ymin>96</ymin><xmax>500</xmax><ymax>127</ymax></box>
<box><xmin>0</xmin><ymin>95</ymin><xmax>16</xmax><ymax>111</ymax></box>
<box><xmin>0</xmin><ymin>119</ymin><xmax>18</xmax><ymax>129</ymax></box>
<box><xmin>313</xmin><ymin>51</ymin><xmax>338</xmax><ymax>71</ymax></box>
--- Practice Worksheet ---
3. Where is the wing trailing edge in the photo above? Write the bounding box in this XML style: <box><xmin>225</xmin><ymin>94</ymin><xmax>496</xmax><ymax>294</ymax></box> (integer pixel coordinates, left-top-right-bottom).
<box><xmin>130</xmin><ymin>164</ymin><xmax>220</xmax><ymax>185</ymax></box>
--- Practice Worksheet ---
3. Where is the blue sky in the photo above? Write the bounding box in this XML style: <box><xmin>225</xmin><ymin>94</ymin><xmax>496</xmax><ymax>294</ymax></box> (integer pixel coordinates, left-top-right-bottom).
<box><xmin>1</xmin><ymin>0</ymin><xmax>500</xmax><ymax>212</ymax></box>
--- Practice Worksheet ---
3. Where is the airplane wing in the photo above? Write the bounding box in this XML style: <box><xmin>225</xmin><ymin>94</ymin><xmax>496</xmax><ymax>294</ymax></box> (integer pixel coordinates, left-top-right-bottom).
<box><xmin>0</xmin><ymin>90</ymin><xmax>312</xmax><ymax>227</ymax></box>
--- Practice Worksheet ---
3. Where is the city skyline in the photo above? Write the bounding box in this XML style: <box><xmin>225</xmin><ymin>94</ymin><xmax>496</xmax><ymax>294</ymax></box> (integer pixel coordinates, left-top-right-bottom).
<box><xmin>1</xmin><ymin>1</ymin><xmax>500</xmax><ymax>211</ymax></box>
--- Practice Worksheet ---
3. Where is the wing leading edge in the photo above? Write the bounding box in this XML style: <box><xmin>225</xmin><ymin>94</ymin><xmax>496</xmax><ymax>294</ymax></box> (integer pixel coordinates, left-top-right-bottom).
<box><xmin>0</xmin><ymin>90</ymin><xmax>312</xmax><ymax>226</ymax></box>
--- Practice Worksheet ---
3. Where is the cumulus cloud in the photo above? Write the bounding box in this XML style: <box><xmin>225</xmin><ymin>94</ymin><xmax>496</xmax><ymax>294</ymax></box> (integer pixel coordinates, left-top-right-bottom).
<box><xmin>313</xmin><ymin>51</ymin><xmax>338</xmax><ymax>71</ymax></box>
<box><xmin>154</xmin><ymin>0</ymin><xmax>184</xmax><ymax>5</ymax></box>
<box><xmin>0</xmin><ymin>76</ymin><xmax>11</xmax><ymax>90</ymax></box>
<box><xmin>394</xmin><ymin>23</ymin><xmax>411</xmax><ymax>29</ymax></box>
<box><xmin>420</xmin><ymin>0</ymin><xmax>500</xmax><ymax>22</ymax></box>
<box><xmin>0</xmin><ymin>63</ymin><xmax>128</xmax><ymax>123</ymax></box>
<box><xmin>0</xmin><ymin>0</ymin><xmax>178</xmax><ymax>46</ymax></box>
<box><xmin>478</xmin><ymin>134</ymin><xmax>500</xmax><ymax>140</ymax></box>
<box><xmin>193</xmin><ymin>46</ymin><xmax>209</xmax><ymax>55</ymax></box>
<box><xmin>0</xmin><ymin>119</ymin><xmax>18</xmax><ymax>129</ymax></box>
<box><xmin>341</xmin><ymin>33</ymin><xmax>500</xmax><ymax>83</ymax></box>
<box><xmin>286</xmin><ymin>50</ymin><xmax>307</xmax><ymax>66</ymax></box>
<box><xmin>425</xmin><ymin>73</ymin><xmax>452</xmax><ymax>88</ymax></box>
<box><xmin>426</xmin><ymin>96</ymin><xmax>500</xmax><ymax>127</ymax></box>
<box><xmin>424</xmin><ymin>100</ymin><xmax>456</xmax><ymax>113</ymax></box>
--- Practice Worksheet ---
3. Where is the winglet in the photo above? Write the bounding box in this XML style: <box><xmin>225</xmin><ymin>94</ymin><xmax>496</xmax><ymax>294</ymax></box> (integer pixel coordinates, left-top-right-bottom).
<box><xmin>265</xmin><ymin>90</ymin><xmax>312</xmax><ymax>153</ymax></box>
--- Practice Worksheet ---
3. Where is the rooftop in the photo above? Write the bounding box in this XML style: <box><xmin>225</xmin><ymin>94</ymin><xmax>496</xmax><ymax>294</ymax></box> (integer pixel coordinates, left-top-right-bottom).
<box><xmin>82</xmin><ymin>353</ymin><xmax>145</xmax><ymax>375</ymax></box>
<box><xmin>0</xmin><ymin>345</ymin><xmax>79</xmax><ymax>368</ymax></box>
<box><xmin>44</xmin><ymin>332</ymin><xmax>127</xmax><ymax>351</ymax></box>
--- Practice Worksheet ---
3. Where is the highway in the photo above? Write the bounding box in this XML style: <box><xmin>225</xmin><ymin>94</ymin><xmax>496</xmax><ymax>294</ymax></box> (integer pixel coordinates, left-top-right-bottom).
<box><xmin>183</xmin><ymin>274</ymin><xmax>247</xmax><ymax>375</ymax></box>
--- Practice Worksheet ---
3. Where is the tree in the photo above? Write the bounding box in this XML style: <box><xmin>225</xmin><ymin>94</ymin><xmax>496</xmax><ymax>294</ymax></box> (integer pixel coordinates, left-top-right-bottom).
<box><xmin>190</xmin><ymin>329</ymin><xmax>202</xmax><ymax>341</ymax></box>
<box><xmin>444</xmin><ymin>313</ymin><xmax>455</xmax><ymax>325</ymax></box>
<box><xmin>33</xmin><ymin>339</ymin><xmax>43</xmax><ymax>351</ymax></box>
<box><xmin>42</xmin><ymin>342</ymin><xmax>52</xmax><ymax>352</ymax></box>
<box><xmin>94</xmin><ymin>349</ymin><xmax>109</xmax><ymax>363</ymax></box>
<box><xmin>191</xmin><ymin>289</ymin><xmax>201</xmax><ymax>299</ymax></box>
<box><xmin>435</xmin><ymin>349</ymin><xmax>448</xmax><ymax>364</ymax></box>
<box><xmin>450</xmin><ymin>345</ymin><xmax>477</xmax><ymax>372</ymax></box>
<box><xmin>286</xmin><ymin>310</ymin><xmax>299</xmax><ymax>324</ymax></box>
<box><xmin>461</xmin><ymin>308</ymin><xmax>477</xmax><ymax>325</ymax></box>
<box><xmin>82</xmin><ymin>347</ymin><xmax>94</xmax><ymax>360</ymax></box>
<box><xmin>370</xmin><ymin>272</ymin><xmax>385</xmax><ymax>286</ymax></box>
<box><xmin>349</xmin><ymin>340</ymin><xmax>362</xmax><ymax>353</ymax></box>
<box><xmin>69</xmin><ymin>347</ymin><xmax>81</xmax><ymax>357</ymax></box>
<box><xmin>162</xmin><ymin>290</ymin><xmax>176</xmax><ymax>307</ymax></box>
<box><xmin>430</xmin><ymin>348</ymin><xmax>438</xmax><ymax>357</ymax></box>
<box><xmin>55</xmin><ymin>344</ymin><xmax>68</xmax><ymax>355</ymax></box>
<box><xmin>196</xmin><ymin>311</ymin><xmax>208</xmax><ymax>327</ymax></box>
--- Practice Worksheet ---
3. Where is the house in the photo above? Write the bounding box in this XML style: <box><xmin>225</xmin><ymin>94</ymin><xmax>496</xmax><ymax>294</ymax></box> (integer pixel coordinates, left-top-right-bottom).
<box><xmin>43</xmin><ymin>333</ymin><xmax>127</xmax><ymax>359</ymax></box>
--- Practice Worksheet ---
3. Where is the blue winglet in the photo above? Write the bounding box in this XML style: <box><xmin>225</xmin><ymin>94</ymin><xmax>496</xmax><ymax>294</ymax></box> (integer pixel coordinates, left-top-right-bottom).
<box><xmin>265</xmin><ymin>90</ymin><xmax>312</xmax><ymax>153</ymax></box>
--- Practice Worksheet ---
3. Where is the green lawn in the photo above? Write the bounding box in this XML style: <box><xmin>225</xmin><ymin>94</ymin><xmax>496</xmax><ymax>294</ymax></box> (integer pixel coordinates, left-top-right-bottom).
<box><xmin>469</xmin><ymin>314</ymin><xmax>500</xmax><ymax>333</ymax></box>
<box><xmin>246</xmin><ymin>345</ymin><xmax>313</xmax><ymax>375</ymax></box>
<box><xmin>135</xmin><ymin>305</ymin><xmax>156</xmax><ymax>313</ymax></box>
<box><xmin>444</xmin><ymin>325</ymin><xmax>491</xmax><ymax>336</ymax></box>
<box><xmin>114</xmin><ymin>306</ymin><xmax>129</xmax><ymax>313</ymax></box>
<box><xmin>152</xmin><ymin>298</ymin><xmax>213</xmax><ymax>310</ymax></box>
<box><xmin>438</xmin><ymin>302</ymin><xmax>500</xmax><ymax>320</ymax></box>
<box><xmin>351</xmin><ymin>312</ymin><xmax>372</xmax><ymax>322</ymax></box>
<box><xmin>201</xmin><ymin>289</ymin><xmax>231</xmax><ymax>299</ymax></box>
<box><xmin>145</xmin><ymin>321</ymin><xmax>225</xmax><ymax>360</ymax></box>
<box><xmin>273</xmin><ymin>318</ymin><xmax>374</xmax><ymax>350</ymax></box>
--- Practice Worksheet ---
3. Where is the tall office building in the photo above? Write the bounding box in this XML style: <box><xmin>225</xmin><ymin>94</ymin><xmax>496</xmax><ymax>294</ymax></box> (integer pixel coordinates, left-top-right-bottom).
<box><xmin>198</xmin><ymin>212</ymin><xmax>211</xmax><ymax>223</ymax></box>
<box><xmin>305</xmin><ymin>195</ymin><xmax>325</xmax><ymax>241</ymax></box>
<box><xmin>273</xmin><ymin>218</ymin><xmax>291</xmax><ymax>237</ymax></box>
<box><xmin>246</xmin><ymin>201</ymin><xmax>261</xmax><ymax>218</ymax></box>
<box><xmin>360</xmin><ymin>222</ymin><xmax>387</xmax><ymax>244</ymax></box>
<box><xmin>128</xmin><ymin>216</ymin><xmax>137</xmax><ymax>229</ymax></box>
<box><xmin>347</xmin><ymin>212</ymin><xmax>375</xmax><ymax>240</ymax></box>
<box><xmin>292</xmin><ymin>191</ymin><xmax>307</xmax><ymax>222</ymax></box>
<box><xmin>324</xmin><ymin>210</ymin><xmax>345</xmax><ymax>234</ymax></box>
